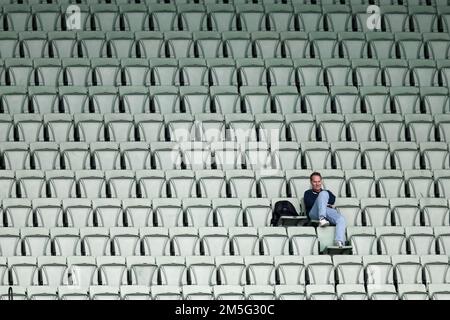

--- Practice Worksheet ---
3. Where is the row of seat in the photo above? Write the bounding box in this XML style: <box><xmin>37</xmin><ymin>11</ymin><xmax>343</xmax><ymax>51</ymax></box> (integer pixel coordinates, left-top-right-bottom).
<box><xmin>0</xmin><ymin>253</ymin><xmax>449</xmax><ymax>286</ymax></box>
<box><xmin>2</xmin><ymin>139</ymin><xmax>450</xmax><ymax>169</ymax></box>
<box><xmin>2</xmin><ymin>57</ymin><xmax>450</xmax><ymax>89</ymax></box>
<box><xmin>0</xmin><ymin>163</ymin><xmax>449</xmax><ymax>196</ymax></box>
<box><xmin>0</xmin><ymin>3</ymin><xmax>448</xmax><ymax>32</ymax></box>
<box><xmin>0</xmin><ymin>86</ymin><xmax>450</xmax><ymax>115</ymax></box>
<box><xmin>0</xmin><ymin>226</ymin><xmax>325</xmax><ymax>256</ymax></box>
<box><xmin>0</xmin><ymin>119</ymin><xmax>443</xmax><ymax>149</ymax></box>
<box><xmin>3</xmin><ymin>0</ymin><xmax>449</xmax><ymax>7</ymax></box>
<box><xmin>0</xmin><ymin>112</ymin><xmax>448</xmax><ymax>144</ymax></box>
<box><xmin>0</xmin><ymin>156</ymin><xmax>450</xmax><ymax>193</ymax></box>
<box><xmin>1</xmin><ymin>194</ymin><xmax>450</xmax><ymax>226</ymax></box>
<box><xmin>2</xmin><ymin>31</ymin><xmax>450</xmax><ymax>59</ymax></box>
<box><xmin>1</xmin><ymin>225</ymin><xmax>450</xmax><ymax>255</ymax></box>
<box><xmin>5</xmin><ymin>282</ymin><xmax>450</xmax><ymax>301</ymax></box>
<box><xmin>3</xmin><ymin>283</ymin><xmax>450</xmax><ymax>300</ymax></box>
<box><xmin>348</xmin><ymin>226</ymin><xmax>450</xmax><ymax>254</ymax></box>
<box><xmin>1</xmin><ymin>85</ymin><xmax>450</xmax><ymax>116</ymax></box>
<box><xmin>1</xmin><ymin>143</ymin><xmax>450</xmax><ymax>186</ymax></box>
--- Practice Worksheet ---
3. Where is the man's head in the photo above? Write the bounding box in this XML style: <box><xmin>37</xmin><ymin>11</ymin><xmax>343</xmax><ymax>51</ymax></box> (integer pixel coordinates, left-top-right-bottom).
<box><xmin>310</xmin><ymin>172</ymin><xmax>322</xmax><ymax>193</ymax></box>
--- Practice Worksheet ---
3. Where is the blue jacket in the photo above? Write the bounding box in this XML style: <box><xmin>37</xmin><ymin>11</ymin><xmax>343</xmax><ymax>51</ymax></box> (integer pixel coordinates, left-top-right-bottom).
<box><xmin>303</xmin><ymin>189</ymin><xmax>336</xmax><ymax>215</ymax></box>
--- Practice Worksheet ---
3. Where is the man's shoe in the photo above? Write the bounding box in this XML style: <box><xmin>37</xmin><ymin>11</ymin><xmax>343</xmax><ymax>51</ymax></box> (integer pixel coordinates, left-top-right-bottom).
<box><xmin>335</xmin><ymin>241</ymin><xmax>344</xmax><ymax>248</ymax></box>
<box><xmin>319</xmin><ymin>218</ymin><xmax>330</xmax><ymax>227</ymax></box>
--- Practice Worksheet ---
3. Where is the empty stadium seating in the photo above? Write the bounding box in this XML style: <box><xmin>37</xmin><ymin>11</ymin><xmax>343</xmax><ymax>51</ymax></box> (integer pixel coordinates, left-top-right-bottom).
<box><xmin>0</xmin><ymin>0</ymin><xmax>449</xmax><ymax>301</ymax></box>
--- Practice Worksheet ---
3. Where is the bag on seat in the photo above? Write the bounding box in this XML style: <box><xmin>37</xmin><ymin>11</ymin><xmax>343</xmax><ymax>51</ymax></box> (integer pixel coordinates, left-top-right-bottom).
<box><xmin>271</xmin><ymin>200</ymin><xmax>300</xmax><ymax>226</ymax></box>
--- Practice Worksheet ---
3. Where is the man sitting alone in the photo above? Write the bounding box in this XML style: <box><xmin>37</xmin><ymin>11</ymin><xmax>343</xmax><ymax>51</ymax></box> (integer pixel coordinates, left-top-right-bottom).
<box><xmin>303</xmin><ymin>171</ymin><xmax>346</xmax><ymax>248</ymax></box>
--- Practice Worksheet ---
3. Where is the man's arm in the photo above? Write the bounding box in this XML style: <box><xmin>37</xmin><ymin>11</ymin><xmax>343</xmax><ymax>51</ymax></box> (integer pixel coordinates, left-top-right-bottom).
<box><xmin>303</xmin><ymin>190</ymin><xmax>313</xmax><ymax>213</ymax></box>
<box><xmin>327</xmin><ymin>190</ymin><xmax>336</xmax><ymax>205</ymax></box>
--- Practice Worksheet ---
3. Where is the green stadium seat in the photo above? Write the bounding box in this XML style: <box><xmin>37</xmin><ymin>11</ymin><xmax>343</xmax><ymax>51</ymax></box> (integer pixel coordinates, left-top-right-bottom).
<box><xmin>31</xmin><ymin>4</ymin><xmax>62</xmax><ymax>32</ymax></box>
<box><xmin>333</xmin><ymin>255</ymin><xmax>364</xmax><ymax>284</ymax></box>
<box><xmin>120</xmin><ymin>3</ymin><xmax>149</xmax><ymax>32</ymax></box>
<box><xmin>301</xmin><ymin>141</ymin><xmax>332</xmax><ymax>169</ymax></box>
<box><xmin>0</xmin><ymin>32</ymin><xmax>19</xmax><ymax>59</ymax></box>
<box><xmin>119</xmin><ymin>87</ymin><xmax>150</xmax><ymax>114</ymax></box>
<box><xmin>3</xmin><ymin>4</ymin><xmax>32</xmax><ymax>32</ymax></box>
<box><xmin>375</xmin><ymin>114</ymin><xmax>406</xmax><ymax>142</ymax></box>
<box><xmin>331</xmin><ymin>142</ymin><xmax>361</xmax><ymax>170</ymax></box>
<box><xmin>76</xmin><ymin>170</ymin><xmax>106</xmax><ymax>198</ymax></box>
<box><xmin>135</xmin><ymin>31</ymin><xmax>164</xmax><ymax>58</ymax></box>
<box><xmin>120</xmin><ymin>285</ymin><xmax>151</xmax><ymax>300</ymax></box>
<box><xmin>316</xmin><ymin>113</ymin><xmax>346</xmax><ymax>142</ymax></box>
<box><xmin>286</xmin><ymin>226</ymin><xmax>318</xmax><ymax>255</ymax></box>
<box><xmin>408</xmin><ymin>5</ymin><xmax>437</xmax><ymax>33</ymax></box>
<box><xmin>390</xmin><ymin>198</ymin><xmax>421</xmax><ymax>227</ymax></box>
<box><xmin>251</xmin><ymin>31</ymin><xmax>281</xmax><ymax>58</ymax></box>
<box><xmin>309</xmin><ymin>31</ymin><xmax>338</xmax><ymax>59</ymax></box>
<box><xmin>165</xmin><ymin>31</ymin><xmax>194</xmax><ymax>58</ymax></box>
<box><xmin>151</xmin><ymin>85</ymin><xmax>180</xmax><ymax>113</ymax></box>
<box><xmin>240</xmin><ymin>86</ymin><xmax>270</xmax><ymax>113</ymax></box>
<box><xmin>301</xmin><ymin>86</ymin><xmax>331</xmax><ymax>114</ymax></box>
<box><xmin>334</xmin><ymin>198</ymin><xmax>363</xmax><ymax>226</ymax></box>
<box><xmin>77</xmin><ymin>31</ymin><xmax>107</xmax><ymax>58</ymax></box>
<box><xmin>177</xmin><ymin>4</ymin><xmax>208</xmax><ymax>32</ymax></box>
<box><xmin>1</xmin><ymin>142</ymin><xmax>31</xmax><ymax>170</ymax></box>
<box><xmin>148</xmin><ymin>3</ymin><xmax>177</xmax><ymax>32</ymax></box>
<box><xmin>381</xmin><ymin>5</ymin><xmax>409</xmax><ymax>32</ymax></box>
<box><xmin>294</xmin><ymin>4</ymin><xmax>323</xmax><ymax>32</ymax></box>
<box><xmin>206</xmin><ymin>4</ymin><xmax>237</xmax><ymax>32</ymax></box>
<box><xmin>236</xmin><ymin>4</ymin><xmax>265</xmax><ymax>32</ymax></box>
<box><xmin>275</xmin><ymin>285</ymin><xmax>306</xmax><ymax>300</ymax></box>
<box><xmin>7</xmin><ymin>256</ymin><xmax>38</xmax><ymax>286</ymax></box>
<box><xmin>352</xmin><ymin>59</ymin><xmax>381</xmax><ymax>87</ymax></box>
<box><xmin>395</xmin><ymin>32</ymin><xmax>425</xmax><ymax>59</ymax></box>
<box><xmin>150</xmin><ymin>58</ymin><xmax>179</xmax><ymax>85</ymax></box>
<box><xmin>367</xmin><ymin>33</ymin><xmax>396</xmax><ymax>59</ymax></box>
<box><xmin>420</xmin><ymin>87</ymin><xmax>449</xmax><ymax>114</ymax></box>
<box><xmin>46</xmin><ymin>169</ymin><xmax>77</xmax><ymax>198</ymax></box>
<box><xmin>322</xmin><ymin>4</ymin><xmax>352</xmax><ymax>32</ymax></box>
<box><xmin>270</xmin><ymin>86</ymin><xmax>300</xmax><ymax>114</ymax></box>
<box><xmin>306</xmin><ymin>284</ymin><xmax>337</xmax><ymax>300</ymax></box>
<box><xmin>280</xmin><ymin>31</ymin><xmax>309</xmax><ymax>58</ymax></box>
<box><xmin>226</xmin><ymin>169</ymin><xmax>257</xmax><ymax>198</ymax></box>
<box><xmin>89</xmin><ymin>86</ymin><xmax>119</xmax><ymax>113</ymax></box>
<box><xmin>194</xmin><ymin>31</ymin><xmax>223</xmax><ymax>58</ymax></box>
<box><xmin>19</xmin><ymin>31</ymin><xmax>49</xmax><ymax>58</ymax></box>
<box><xmin>380</xmin><ymin>59</ymin><xmax>410</xmax><ymax>86</ymax></box>
<box><xmin>304</xmin><ymin>255</ymin><xmax>335</xmax><ymax>284</ymax></box>
<box><xmin>421</xmin><ymin>254</ymin><xmax>450</xmax><ymax>285</ymax></box>
<box><xmin>376</xmin><ymin>169</ymin><xmax>406</xmax><ymax>197</ymax></box>
<box><xmin>420</xmin><ymin>197</ymin><xmax>450</xmax><ymax>227</ymax></box>
<box><xmin>336</xmin><ymin>284</ymin><xmax>368</xmax><ymax>300</ymax></box>
<box><xmin>405</xmin><ymin>227</ymin><xmax>436</xmax><ymax>254</ymax></box>
<box><xmin>61</xmin><ymin>58</ymin><xmax>91</xmax><ymax>86</ymax></box>
<box><xmin>390</xmin><ymin>142</ymin><xmax>421</xmax><ymax>170</ymax></box>
<box><xmin>244</xmin><ymin>256</ymin><xmax>276</xmax><ymax>284</ymax></box>
<box><xmin>255</xmin><ymin>113</ymin><xmax>286</xmax><ymax>141</ymax></box>
<box><xmin>409</xmin><ymin>59</ymin><xmax>438</xmax><ymax>87</ymax></box>
<box><xmin>60</xmin><ymin>142</ymin><xmax>91</xmax><ymax>170</ymax></box>
<box><xmin>423</xmin><ymin>32</ymin><xmax>450</xmax><ymax>60</ymax></box>
<box><xmin>265</xmin><ymin>4</ymin><xmax>296</xmax><ymax>31</ymax></box>
<box><xmin>151</xmin><ymin>141</ymin><xmax>182</xmax><ymax>169</ymax></box>
<box><xmin>179</xmin><ymin>58</ymin><xmax>208</xmax><ymax>86</ymax></box>
<box><xmin>5</xmin><ymin>58</ymin><xmax>33</xmax><ymax>86</ymax></box>
<box><xmin>30</xmin><ymin>141</ymin><xmax>62</xmax><ymax>169</ymax></box>
<box><xmin>106</xmin><ymin>31</ymin><xmax>135</xmax><ymax>58</ymax></box>
<box><xmin>339</xmin><ymin>32</ymin><xmax>367</xmax><ymax>59</ymax></box>
<box><xmin>226</xmin><ymin>113</ymin><xmax>257</xmax><ymax>141</ymax></box>
<box><xmin>14</xmin><ymin>114</ymin><xmax>44</xmax><ymax>142</ymax></box>
<box><xmin>405</xmin><ymin>114</ymin><xmax>435</xmax><ymax>143</ymax></box>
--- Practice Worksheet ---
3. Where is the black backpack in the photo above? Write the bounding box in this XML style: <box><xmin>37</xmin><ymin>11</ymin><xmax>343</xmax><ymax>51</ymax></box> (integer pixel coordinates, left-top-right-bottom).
<box><xmin>271</xmin><ymin>200</ymin><xmax>298</xmax><ymax>226</ymax></box>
